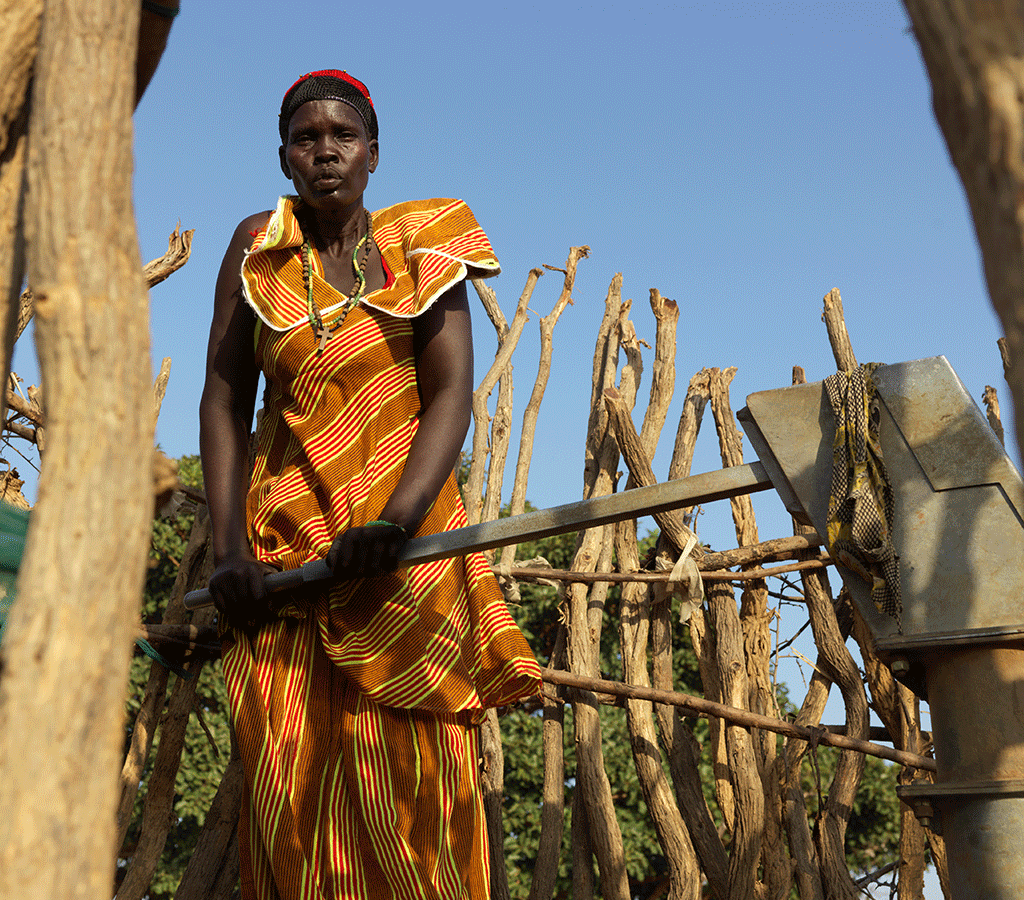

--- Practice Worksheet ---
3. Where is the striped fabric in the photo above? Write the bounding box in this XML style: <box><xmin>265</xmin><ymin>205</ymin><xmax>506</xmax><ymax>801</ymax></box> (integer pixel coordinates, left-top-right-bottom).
<box><xmin>242</xmin><ymin>196</ymin><xmax>501</xmax><ymax>331</ymax></box>
<box><xmin>223</xmin><ymin>198</ymin><xmax>540</xmax><ymax>899</ymax></box>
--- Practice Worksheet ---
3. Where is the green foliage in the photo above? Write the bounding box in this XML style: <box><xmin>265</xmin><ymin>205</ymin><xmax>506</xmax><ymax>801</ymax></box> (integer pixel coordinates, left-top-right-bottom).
<box><xmin>117</xmin><ymin>455</ymin><xmax>234</xmax><ymax>900</ymax></box>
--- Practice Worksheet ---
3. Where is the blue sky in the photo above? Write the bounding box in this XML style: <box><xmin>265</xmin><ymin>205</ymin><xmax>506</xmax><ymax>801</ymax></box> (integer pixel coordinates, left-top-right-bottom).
<box><xmin>94</xmin><ymin>1</ymin><xmax>1010</xmax><ymax>585</ymax></box>
<box><xmin>84</xmin><ymin>0</ymin><xmax>1009</xmax><ymax>526</ymax></box>
<box><xmin>10</xmin><ymin>5</ymin><xmax>1008</xmax><ymax>892</ymax></box>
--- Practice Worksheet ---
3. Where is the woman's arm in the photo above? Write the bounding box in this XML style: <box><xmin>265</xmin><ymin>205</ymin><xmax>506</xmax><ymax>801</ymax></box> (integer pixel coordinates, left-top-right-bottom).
<box><xmin>328</xmin><ymin>278</ymin><xmax>474</xmax><ymax>577</ymax></box>
<box><xmin>199</xmin><ymin>213</ymin><xmax>275</xmax><ymax>630</ymax></box>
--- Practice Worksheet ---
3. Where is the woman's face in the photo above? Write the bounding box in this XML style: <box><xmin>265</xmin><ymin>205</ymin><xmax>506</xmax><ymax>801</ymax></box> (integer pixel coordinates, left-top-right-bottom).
<box><xmin>279</xmin><ymin>99</ymin><xmax>379</xmax><ymax>212</ymax></box>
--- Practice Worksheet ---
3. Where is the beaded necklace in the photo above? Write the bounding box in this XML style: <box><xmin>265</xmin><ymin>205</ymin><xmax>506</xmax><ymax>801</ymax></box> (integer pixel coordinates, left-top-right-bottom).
<box><xmin>302</xmin><ymin>208</ymin><xmax>374</xmax><ymax>356</ymax></box>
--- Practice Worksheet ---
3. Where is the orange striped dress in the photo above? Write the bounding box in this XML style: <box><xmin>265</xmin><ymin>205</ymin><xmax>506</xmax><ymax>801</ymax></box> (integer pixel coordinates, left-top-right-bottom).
<box><xmin>221</xmin><ymin>196</ymin><xmax>542</xmax><ymax>900</ymax></box>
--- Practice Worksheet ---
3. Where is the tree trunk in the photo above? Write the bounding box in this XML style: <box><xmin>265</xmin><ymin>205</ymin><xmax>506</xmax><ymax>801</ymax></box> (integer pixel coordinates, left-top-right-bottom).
<box><xmin>0</xmin><ymin>4</ymin><xmax>153</xmax><ymax>900</ymax></box>
<box><xmin>902</xmin><ymin>0</ymin><xmax>1024</xmax><ymax>457</ymax></box>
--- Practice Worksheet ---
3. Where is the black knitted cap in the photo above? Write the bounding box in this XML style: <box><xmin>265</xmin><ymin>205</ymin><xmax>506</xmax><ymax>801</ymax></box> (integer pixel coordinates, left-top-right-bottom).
<box><xmin>279</xmin><ymin>70</ymin><xmax>378</xmax><ymax>144</ymax></box>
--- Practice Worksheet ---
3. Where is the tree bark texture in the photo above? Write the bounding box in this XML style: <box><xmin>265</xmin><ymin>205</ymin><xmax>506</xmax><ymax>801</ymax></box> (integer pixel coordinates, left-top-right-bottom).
<box><xmin>117</xmin><ymin>613</ymin><xmax>217</xmax><ymax>900</ymax></box>
<box><xmin>782</xmin><ymin>367</ymin><xmax>829</xmax><ymax>900</ymax></box>
<box><xmin>652</xmin><ymin>371</ymin><xmax>730</xmax><ymax>899</ymax></box>
<box><xmin>821</xmin><ymin>289</ymin><xmax>858</xmax><ymax>375</ymax></box>
<box><xmin>902</xmin><ymin>0</ymin><xmax>1024</xmax><ymax>457</ymax></box>
<box><xmin>667</xmin><ymin>369</ymin><xmax>712</xmax><ymax>527</ymax></box>
<box><xmin>604</xmin><ymin>388</ymin><xmax>703</xmax><ymax>560</ymax></box>
<box><xmin>983</xmin><ymin>382</ymin><xmax>1004</xmax><ymax>445</ymax></box>
<box><xmin>525</xmin><ymin>686</ymin><xmax>565</xmax><ymax>900</ymax></box>
<box><xmin>0</xmin><ymin>3</ymin><xmax>153</xmax><ymax>900</ymax></box>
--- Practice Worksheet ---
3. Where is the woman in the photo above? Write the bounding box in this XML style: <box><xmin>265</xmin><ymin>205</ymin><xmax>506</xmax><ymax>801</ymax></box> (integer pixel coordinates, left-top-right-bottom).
<box><xmin>200</xmin><ymin>70</ymin><xmax>541</xmax><ymax>900</ymax></box>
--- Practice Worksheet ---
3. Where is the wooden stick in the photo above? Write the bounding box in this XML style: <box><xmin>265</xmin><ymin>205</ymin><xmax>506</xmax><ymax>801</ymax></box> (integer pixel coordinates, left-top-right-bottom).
<box><xmin>3</xmin><ymin>418</ymin><xmax>36</xmax><ymax>445</ymax></box>
<box><xmin>14</xmin><ymin>225</ymin><xmax>194</xmax><ymax>345</ymax></box>
<box><xmin>699</xmin><ymin>533</ymin><xmax>822</xmax><ymax>570</ymax></box>
<box><xmin>822</xmin><ymin>288</ymin><xmax>858</xmax><ymax>374</ymax></box>
<box><xmin>505</xmin><ymin>555</ymin><xmax>831</xmax><ymax>585</ymax></box>
<box><xmin>983</xmin><ymin>384</ymin><xmax>1004</xmax><ymax>446</ymax></box>
<box><xmin>141</xmin><ymin>223</ymin><xmax>193</xmax><ymax>289</ymax></box>
<box><xmin>4</xmin><ymin>389</ymin><xmax>42</xmax><ymax>427</ymax></box>
<box><xmin>152</xmin><ymin>356</ymin><xmax>171</xmax><ymax>423</ymax></box>
<box><xmin>540</xmin><ymin>669</ymin><xmax>936</xmax><ymax>772</ymax></box>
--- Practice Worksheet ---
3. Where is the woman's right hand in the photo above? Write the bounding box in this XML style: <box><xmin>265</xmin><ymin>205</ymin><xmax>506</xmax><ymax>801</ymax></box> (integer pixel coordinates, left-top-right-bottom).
<box><xmin>207</xmin><ymin>550</ymin><xmax>277</xmax><ymax>637</ymax></box>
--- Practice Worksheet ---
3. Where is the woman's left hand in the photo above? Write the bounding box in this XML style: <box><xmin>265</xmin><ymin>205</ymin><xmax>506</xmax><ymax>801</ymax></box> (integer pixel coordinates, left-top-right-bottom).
<box><xmin>327</xmin><ymin>523</ymin><xmax>408</xmax><ymax>579</ymax></box>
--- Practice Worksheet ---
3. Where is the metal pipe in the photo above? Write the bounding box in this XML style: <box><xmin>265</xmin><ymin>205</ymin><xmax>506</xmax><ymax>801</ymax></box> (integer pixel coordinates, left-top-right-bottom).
<box><xmin>184</xmin><ymin>461</ymin><xmax>772</xmax><ymax>610</ymax></box>
<box><xmin>919</xmin><ymin>645</ymin><xmax>1024</xmax><ymax>900</ymax></box>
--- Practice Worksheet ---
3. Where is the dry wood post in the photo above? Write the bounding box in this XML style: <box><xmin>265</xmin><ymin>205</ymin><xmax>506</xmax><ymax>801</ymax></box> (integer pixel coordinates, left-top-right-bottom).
<box><xmin>705</xmin><ymin>578</ymin><xmax>764</xmax><ymax>900</ymax></box>
<box><xmin>608</xmin><ymin>291</ymin><xmax>702</xmax><ymax>900</ymax></box>
<box><xmin>566</xmin><ymin>274</ymin><xmax>630</xmax><ymax>900</ymax></box>
<box><xmin>0</xmin><ymin>3</ymin><xmax>156</xmax><ymax>900</ymax></box>
<box><xmin>468</xmin><ymin>252</ymin><xmax>583</xmax><ymax>900</ymax></box>
<box><xmin>116</xmin><ymin>512</ymin><xmax>216</xmax><ymax>851</ymax></box>
<box><xmin>901</xmin><ymin>0</ymin><xmax>1024</xmax><ymax>458</ymax></box>
<box><xmin>798</xmin><ymin>535</ymin><xmax>869</xmax><ymax>900</ymax></box>
<box><xmin>476</xmin><ymin>253</ymin><xmax>584</xmax><ymax>900</ymax></box>
<box><xmin>780</xmin><ymin>365</ymin><xmax>834</xmax><ymax>900</ymax></box>
<box><xmin>695</xmin><ymin>373</ymin><xmax>747</xmax><ymax>850</ymax></box>
<box><xmin>480</xmin><ymin>706</ymin><xmax>512</xmax><ymax>900</ymax></box>
<box><xmin>173</xmin><ymin>749</ymin><xmax>244</xmax><ymax>900</ymax></box>
<box><xmin>526</xmin><ymin>615</ymin><xmax>569</xmax><ymax>895</ymax></box>
<box><xmin>466</xmin><ymin>272</ymin><xmax>538</xmax><ymax>527</ymax></box>
<box><xmin>649</xmin><ymin>371</ymin><xmax>730</xmax><ymax>900</ymax></box>
<box><xmin>666</xmin><ymin>368</ymin><xmax>712</xmax><ymax>526</ymax></box>
<box><xmin>708</xmin><ymin>366</ymin><xmax>787</xmax><ymax>898</ymax></box>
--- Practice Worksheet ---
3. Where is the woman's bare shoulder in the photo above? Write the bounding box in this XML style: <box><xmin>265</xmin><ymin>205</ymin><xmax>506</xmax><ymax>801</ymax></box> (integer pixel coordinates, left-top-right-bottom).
<box><xmin>235</xmin><ymin>210</ymin><xmax>275</xmax><ymax>240</ymax></box>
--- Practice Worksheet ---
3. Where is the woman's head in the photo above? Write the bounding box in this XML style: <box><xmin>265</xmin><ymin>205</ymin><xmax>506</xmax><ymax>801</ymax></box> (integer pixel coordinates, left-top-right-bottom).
<box><xmin>279</xmin><ymin>70</ymin><xmax>377</xmax><ymax>145</ymax></box>
<box><xmin>279</xmin><ymin>71</ymin><xmax>379</xmax><ymax>213</ymax></box>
